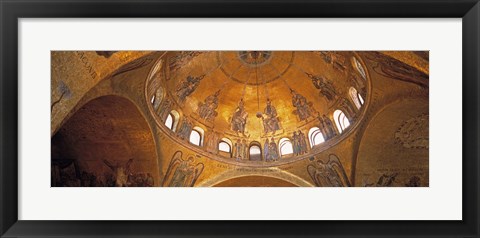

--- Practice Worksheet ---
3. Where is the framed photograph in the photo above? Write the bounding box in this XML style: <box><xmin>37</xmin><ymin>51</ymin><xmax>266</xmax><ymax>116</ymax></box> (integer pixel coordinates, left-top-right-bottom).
<box><xmin>1</xmin><ymin>0</ymin><xmax>479</xmax><ymax>237</ymax></box>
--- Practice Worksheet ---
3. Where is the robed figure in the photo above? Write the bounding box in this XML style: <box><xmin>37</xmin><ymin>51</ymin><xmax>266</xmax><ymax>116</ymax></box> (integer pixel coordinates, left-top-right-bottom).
<box><xmin>298</xmin><ymin>130</ymin><xmax>308</xmax><ymax>154</ymax></box>
<box><xmin>162</xmin><ymin>151</ymin><xmax>204</xmax><ymax>187</ymax></box>
<box><xmin>176</xmin><ymin>75</ymin><xmax>204</xmax><ymax>102</ymax></box>
<box><xmin>307</xmin><ymin>154</ymin><xmax>351</xmax><ymax>187</ymax></box>
<box><xmin>268</xmin><ymin>138</ymin><xmax>279</xmax><ymax>161</ymax></box>
<box><xmin>263</xmin><ymin>138</ymin><xmax>270</xmax><ymax>161</ymax></box>
<box><xmin>291</xmin><ymin>90</ymin><xmax>314</xmax><ymax>121</ymax></box>
<box><xmin>231</xmin><ymin>99</ymin><xmax>248</xmax><ymax>134</ymax></box>
<box><xmin>197</xmin><ymin>91</ymin><xmax>219</xmax><ymax>121</ymax></box>
<box><xmin>292</xmin><ymin>131</ymin><xmax>300</xmax><ymax>156</ymax></box>
<box><xmin>262</xmin><ymin>99</ymin><xmax>281</xmax><ymax>134</ymax></box>
<box><xmin>306</xmin><ymin>73</ymin><xmax>338</xmax><ymax>102</ymax></box>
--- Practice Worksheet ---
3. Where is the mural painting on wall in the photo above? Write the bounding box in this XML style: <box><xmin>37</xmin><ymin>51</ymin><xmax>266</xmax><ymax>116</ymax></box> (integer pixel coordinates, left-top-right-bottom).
<box><xmin>205</xmin><ymin>130</ymin><xmax>220</xmax><ymax>154</ymax></box>
<box><xmin>264</xmin><ymin>138</ymin><xmax>279</xmax><ymax>162</ymax></box>
<box><xmin>338</xmin><ymin>97</ymin><xmax>357</xmax><ymax>122</ymax></box>
<box><xmin>362</xmin><ymin>173</ymin><xmax>425</xmax><ymax>187</ymax></box>
<box><xmin>363</xmin><ymin>173</ymin><xmax>399</xmax><ymax>187</ymax></box>
<box><xmin>177</xmin><ymin>118</ymin><xmax>193</xmax><ymax>140</ymax></box>
<box><xmin>151</xmin><ymin>87</ymin><xmax>164</xmax><ymax>111</ymax></box>
<box><xmin>162</xmin><ymin>151</ymin><xmax>204</xmax><ymax>187</ymax></box>
<box><xmin>156</xmin><ymin>97</ymin><xmax>173</xmax><ymax>122</ymax></box>
<box><xmin>291</xmin><ymin>90</ymin><xmax>315</xmax><ymax>121</ymax></box>
<box><xmin>307</xmin><ymin>154</ymin><xmax>351</xmax><ymax>187</ymax></box>
<box><xmin>364</xmin><ymin>51</ymin><xmax>429</xmax><ymax>88</ymax></box>
<box><xmin>176</xmin><ymin>75</ymin><xmax>205</xmax><ymax>103</ymax></box>
<box><xmin>349</xmin><ymin>74</ymin><xmax>366</xmax><ymax>98</ymax></box>
<box><xmin>315</xmin><ymin>51</ymin><xmax>347</xmax><ymax>72</ymax></box>
<box><xmin>111</xmin><ymin>56</ymin><xmax>154</xmax><ymax>78</ymax></box>
<box><xmin>233</xmin><ymin>139</ymin><xmax>248</xmax><ymax>161</ymax></box>
<box><xmin>316</xmin><ymin>112</ymin><xmax>337</xmax><ymax>140</ymax></box>
<box><xmin>352</xmin><ymin>56</ymin><xmax>367</xmax><ymax>80</ymax></box>
<box><xmin>103</xmin><ymin>159</ymin><xmax>134</xmax><ymax>187</ymax></box>
<box><xmin>405</xmin><ymin>176</ymin><xmax>422</xmax><ymax>187</ymax></box>
<box><xmin>306</xmin><ymin>73</ymin><xmax>338</xmax><ymax>102</ymax></box>
<box><xmin>104</xmin><ymin>159</ymin><xmax>154</xmax><ymax>187</ymax></box>
<box><xmin>51</xmin><ymin>159</ymin><xmax>80</xmax><ymax>187</ymax></box>
<box><xmin>169</xmin><ymin>51</ymin><xmax>204</xmax><ymax>74</ymax></box>
<box><xmin>231</xmin><ymin>99</ymin><xmax>248</xmax><ymax>135</ymax></box>
<box><xmin>262</xmin><ymin>99</ymin><xmax>281</xmax><ymax>134</ymax></box>
<box><xmin>51</xmin><ymin>158</ymin><xmax>154</xmax><ymax>187</ymax></box>
<box><xmin>147</xmin><ymin>60</ymin><xmax>165</xmax><ymax>110</ymax></box>
<box><xmin>394</xmin><ymin>114</ymin><xmax>429</xmax><ymax>149</ymax></box>
<box><xmin>197</xmin><ymin>90</ymin><xmax>220</xmax><ymax>122</ymax></box>
<box><xmin>292</xmin><ymin>131</ymin><xmax>308</xmax><ymax>156</ymax></box>
<box><xmin>238</xmin><ymin>51</ymin><xmax>272</xmax><ymax>65</ymax></box>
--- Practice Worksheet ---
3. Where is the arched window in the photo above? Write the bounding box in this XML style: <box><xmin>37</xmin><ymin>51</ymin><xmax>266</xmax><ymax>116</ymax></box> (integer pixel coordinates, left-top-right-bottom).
<box><xmin>353</xmin><ymin>56</ymin><xmax>367</xmax><ymax>80</ymax></box>
<box><xmin>219</xmin><ymin>138</ymin><xmax>232</xmax><ymax>153</ymax></box>
<box><xmin>170</xmin><ymin>110</ymin><xmax>180</xmax><ymax>132</ymax></box>
<box><xmin>358</xmin><ymin>93</ymin><xmax>365</xmax><ymax>105</ymax></box>
<box><xmin>189</xmin><ymin>130</ymin><xmax>201</xmax><ymax>146</ymax></box>
<box><xmin>152</xmin><ymin>87</ymin><xmax>164</xmax><ymax>110</ymax></box>
<box><xmin>279</xmin><ymin>138</ymin><xmax>294</xmax><ymax>157</ymax></box>
<box><xmin>349</xmin><ymin>87</ymin><xmax>364</xmax><ymax>109</ymax></box>
<box><xmin>308</xmin><ymin>127</ymin><xmax>325</xmax><ymax>148</ymax></box>
<box><xmin>249</xmin><ymin>144</ymin><xmax>262</xmax><ymax>161</ymax></box>
<box><xmin>333</xmin><ymin>110</ymin><xmax>350</xmax><ymax>133</ymax></box>
<box><xmin>189</xmin><ymin>126</ymin><xmax>205</xmax><ymax>146</ymax></box>
<box><xmin>165</xmin><ymin>113</ymin><xmax>173</xmax><ymax>130</ymax></box>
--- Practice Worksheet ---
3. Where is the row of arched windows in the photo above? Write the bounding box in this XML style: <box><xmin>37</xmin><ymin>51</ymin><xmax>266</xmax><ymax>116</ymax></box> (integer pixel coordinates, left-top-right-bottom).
<box><xmin>153</xmin><ymin>85</ymin><xmax>365</xmax><ymax>160</ymax></box>
<box><xmin>157</xmin><ymin>110</ymin><xmax>358</xmax><ymax>159</ymax></box>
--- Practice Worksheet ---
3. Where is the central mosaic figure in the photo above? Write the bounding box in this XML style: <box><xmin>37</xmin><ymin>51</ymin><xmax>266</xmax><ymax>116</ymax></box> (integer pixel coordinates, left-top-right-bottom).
<box><xmin>238</xmin><ymin>51</ymin><xmax>273</xmax><ymax>66</ymax></box>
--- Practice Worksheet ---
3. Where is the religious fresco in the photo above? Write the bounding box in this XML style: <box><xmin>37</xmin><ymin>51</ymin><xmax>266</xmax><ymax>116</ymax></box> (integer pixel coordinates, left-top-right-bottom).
<box><xmin>316</xmin><ymin>113</ymin><xmax>337</xmax><ymax>141</ymax></box>
<box><xmin>51</xmin><ymin>158</ymin><xmax>155</xmax><ymax>187</ymax></box>
<box><xmin>306</xmin><ymin>73</ymin><xmax>338</xmax><ymax>102</ymax></box>
<box><xmin>230</xmin><ymin>99</ymin><xmax>248</xmax><ymax>135</ymax></box>
<box><xmin>197</xmin><ymin>90</ymin><xmax>220</xmax><ymax>122</ymax></box>
<box><xmin>168</xmin><ymin>51</ymin><xmax>204</xmax><ymax>74</ymax></box>
<box><xmin>233</xmin><ymin>139</ymin><xmax>248</xmax><ymax>161</ymax></box>
<box><xmin>177</xmin><ymin>118</ymin><xmax>193</xmax><ymax>141</ymax></box>
<box><xmin>176</xmin><ymin>75</ymin><xmax>205</xmax><ymax>103</ymax></box>
<box><xmin>307</xmin><ymin>154</ymin><xmax>351</xmax><ymax>187</ymax></box>
<box><xmin>263</xmin><ymin>138</ymin><xmax>279</xmax><ymax>162</ymax></box>
<box><xmin>162</xmin><ymin>151</ymin><xmax>204</xmax><ymax>187</ymax></box>
<box><xmin>261</xmin><ymin>99</ymin><xmax>281</xmax><ymax>134</ymax></box>
<box><xmin>51</xmin><ymin>50</ymin><xmax>429</xmax><ymax>187</ymax></box>
<box><xmin>364</xmin><ymin>51</ymin><xmax>429</xmax><ymax>88</ymax></box>
<box><xmin>291</xmin><ymin>90</ymin><xmax>316</xmax><ymax>121</ymax></box>
<box><xmin>394</xmin><ymin>114</ymin><xmax>429</xmax><ymax>149</ymax></box>
<box><xmin>111</xmin><ymin>56</ymin><xmax>154</xmax><ymax>78</ymax></box>
<box><xmin>292</xmin><ymin>130</ymin><xmax>308</xmax><ymax>156</ymax></box>
<box><xmin>315</xmin><ymin>51</ymin><xmax>348</xmax><ymax>72</ymax></box>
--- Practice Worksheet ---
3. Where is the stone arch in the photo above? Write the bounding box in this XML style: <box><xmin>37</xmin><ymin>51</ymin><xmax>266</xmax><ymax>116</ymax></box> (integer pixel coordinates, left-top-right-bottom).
<box><xmin>51</xmin><ymin>95</ymin><xmax>159</xmax><ymax>186</ymax></box>
<box><xmin>197</xmin><ymin>168</ymin><xmax>314</xmax><ymax>187</ymax></box>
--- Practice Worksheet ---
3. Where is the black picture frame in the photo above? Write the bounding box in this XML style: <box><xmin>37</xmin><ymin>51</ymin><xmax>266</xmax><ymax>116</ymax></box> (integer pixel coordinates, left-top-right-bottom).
<box><xmin>1</xmin><ymin>0</ymin><xmax>479</xmax><ymax>237</ymax></box>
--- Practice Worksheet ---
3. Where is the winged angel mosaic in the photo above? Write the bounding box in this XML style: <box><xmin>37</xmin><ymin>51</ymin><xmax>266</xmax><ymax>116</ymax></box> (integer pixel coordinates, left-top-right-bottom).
<box><xmin>162</xmin><ymin>151</ymin><xmax>205</xmax><ymax>187</ymax></box>
<box><xmin>307</xmin><ymin>154</ymin><xmax>351</xmax><ymax>187</ymax></box>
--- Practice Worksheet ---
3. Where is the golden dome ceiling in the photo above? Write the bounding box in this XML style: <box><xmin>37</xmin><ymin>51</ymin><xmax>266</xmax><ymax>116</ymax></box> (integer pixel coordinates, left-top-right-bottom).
<box><xmin>146</xmin><ymin>51</ymin><xmax>370</xmax><ymax>165</ymax></box>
